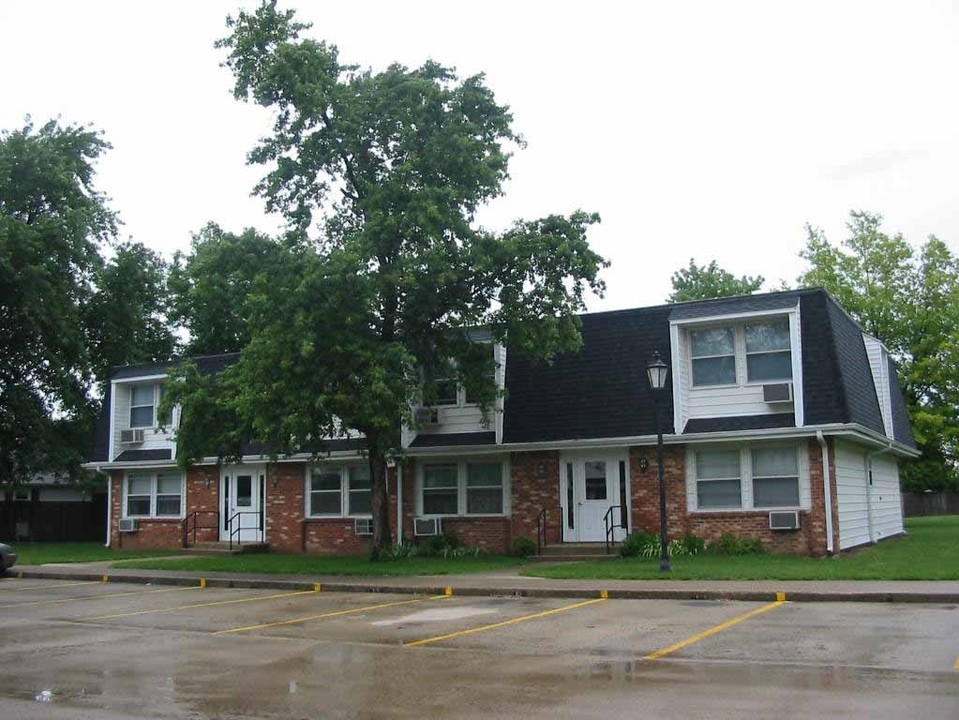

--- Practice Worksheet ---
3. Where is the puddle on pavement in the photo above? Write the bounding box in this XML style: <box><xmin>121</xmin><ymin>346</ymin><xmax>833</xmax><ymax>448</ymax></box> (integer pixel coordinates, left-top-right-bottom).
<box><xmin>371</xmin><ymin>605</ymin><xmax>498</xmax><ymax>626</ymax></box>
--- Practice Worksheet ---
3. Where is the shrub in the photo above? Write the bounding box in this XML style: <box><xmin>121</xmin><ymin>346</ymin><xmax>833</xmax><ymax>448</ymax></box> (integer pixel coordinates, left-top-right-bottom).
<box><xmin>706</xmin><ymin>533</ymin><xmax>765</xmax><ymax>556</ymax></box>
<box><xmin>681</xmin><ymin>532</ymin><xmax>706</xmax><ymax>555</ymax></box>
<box><xmin>511</xmin><ymin>536</ymin><xmax>537</xmax><ymax>558</ymax></box>
<box><xmin>620</xmin><ymin>529</ymin><xmax>657</xmax><ymax>558</ymax></box>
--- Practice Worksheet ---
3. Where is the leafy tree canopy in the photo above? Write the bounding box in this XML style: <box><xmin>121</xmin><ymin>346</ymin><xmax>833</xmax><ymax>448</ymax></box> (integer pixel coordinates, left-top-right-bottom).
<box><xmin>0</xmin><ymin>118</ymin><xmax>118</xmax><ymax>484</ymax></box>
<box><xmin>800</xmin><ymin>210</ymin><xmax>959</xmax><ymax>491</ymax></box>
<box><xmin>166</xmin><ymin>1</ymin><xmax>608</xmax><ymax>551</ymax></box>
<box><xmin>668</xmin><ymin>259</ymin><xmax>764</xmax><ymax>303</ymax></box>
<box><xmin>86</xmin><ymin>241</ymin><xmax>177</xmax><ymax>384</ymax></box>
<box><xmin>169</xmin><ymin>222</ymin><xmax>285</xmax><ymax>355</ymax></box>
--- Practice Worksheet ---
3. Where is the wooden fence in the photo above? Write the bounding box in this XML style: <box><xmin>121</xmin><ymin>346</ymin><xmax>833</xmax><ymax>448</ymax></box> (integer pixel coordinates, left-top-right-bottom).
<box><xmin>901</xmin><ymin>491</ymin><xmax>959</xmax><ymax>517</ymax></box>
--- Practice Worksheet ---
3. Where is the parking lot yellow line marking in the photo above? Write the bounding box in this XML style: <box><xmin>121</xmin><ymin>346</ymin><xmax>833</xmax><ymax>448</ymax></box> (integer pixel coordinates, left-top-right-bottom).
<box><xmin>215</xmin><ymin>594</ymin><xmax>449</xmax><ymax>635</ymax></box>
<box><xmin>80</xmin><ymin>589</ymin><xmax>316</xmax><ymax>621</ymax></box>
<box><xmin>953</xmin><ymin>654</ymin><xmax>959</xmax><ymax>671</ymax></box>
<box><xmin>406</xmin><ymin>597</ymin><xmax>608</xmax><ymax>648</ymax></box>
<box><xmin>776</xmin><ymin>591</ymin><xmax>787</xmax><ymax>602</ymax></box>
<box><xmin>7</xmin><ymin>584</ymin><xmax>202</xmax><ymax>609</ymax></box>
<box><xmin>0</xmin><ymin>580</ymin><xmax>100</xmax><ymax>592</ymax></box>
<box><xmin>645</xmin><ymin>600</ymin><xmax>785</xmax><ymax>661</ymax></box>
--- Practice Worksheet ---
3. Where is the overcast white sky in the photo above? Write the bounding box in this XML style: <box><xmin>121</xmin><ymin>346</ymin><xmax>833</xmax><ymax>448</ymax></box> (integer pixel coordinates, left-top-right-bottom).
<box><xmin>2</xmin><ymin>0</ymin><xmax>958</xmax><ymax>311</ymax></box>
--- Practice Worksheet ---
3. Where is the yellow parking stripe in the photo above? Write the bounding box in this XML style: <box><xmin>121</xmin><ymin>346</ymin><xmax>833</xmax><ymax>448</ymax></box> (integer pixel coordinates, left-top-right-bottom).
<box><xmin>953</xmin><ymin>654</ymin><xmax>959</xmax><ymax>671</ymax></box>
<box><xmin>644</xmin><ymin>600</ymin><xmax>785</xmax><ymax>660</ymax></box>
<box><xmin>0</xmin><ymin>580</ymin><xmax>100</xmax><ymax>592</ymax></box>
<box><xmin>216</xmin><ymin>594</ymin><xmax>449</xmax><ymax>635</ymax></box>
<box><xmin>80</xmin><ymin>589</ymin><xmax>316</xmax><ymax>621</ymax></box>
<box><xmin>7</xmin><ymin>585</ymin><xmax>202</xmax><ymax>609</ymax></box>
<box><xmin>406</xmin><ymin>597</ymin><xmax>607</xmax><ymax>648</ymax></box>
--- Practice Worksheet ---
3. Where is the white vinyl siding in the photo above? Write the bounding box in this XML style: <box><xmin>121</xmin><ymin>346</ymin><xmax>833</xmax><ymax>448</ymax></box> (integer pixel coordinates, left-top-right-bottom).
<box><xmin>111</xmin><ymin>377</ymin><xmax>177</xmax><ymax>460</ymax></box>
<box><xmin>869</xmin><ymin>453</ymin><xmax>904</xmax><ymax>540</ymax></box>
<box><xmin>834</xmin><ymin>441</ymin><xmax>871</xmax><ymax>550</ymax></box>
<box><xmin>863</xmin><ymin>335</ymin><xmax>894</xmax><ymax>438</ymax></box>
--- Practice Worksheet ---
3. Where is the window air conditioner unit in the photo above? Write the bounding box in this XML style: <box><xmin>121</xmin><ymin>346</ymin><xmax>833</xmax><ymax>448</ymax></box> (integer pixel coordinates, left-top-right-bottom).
<box><xmin>118</xmin><ymin>518</ymin><xmax>140</xmax><ymax>533</ymax></box>
<box><xmin>413</xmin><ymin>406</ymin><xmax>439</xmax><ymax>426</ymax></box>
<box><xmin>414</xmin><ymin>517</ymin><xmax>442</xmax><ymax>536</ymax></box>
<box><xmin>120</xmin><ymin>428</ymin><xmax>145</xmax><ymax>444</ymax></box>
<box><xmin>762</xmin><ymin>382</ymin><xmax>793</xmax><ymax>404</ymax></box>
<box><xmin>354</xmin><ymin>518</ymin><xmax>373</xmax><ymax>536</ymax></box>
<box><xmin>769</xmin><ymin>511</ymin><xmax>800</xmax><ymax>531</ymax></box>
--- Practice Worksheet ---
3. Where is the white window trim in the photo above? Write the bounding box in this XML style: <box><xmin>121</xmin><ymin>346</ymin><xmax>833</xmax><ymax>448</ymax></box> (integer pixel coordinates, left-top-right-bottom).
<box><xmin>417</xmin><ymin>457</ymin><xmax>510</xmax><ymax>517</ymax></box>
<box><xmin>123</xmin><ymin>470</ymin><xmax>184</xmax><ymax>519</ymax></box>
<box><xmin>686</xmin><ymin>442</ymin><xmax>808</xmax><ymax>513</ymax></box>
<box><xmin>306</xmin><ymin>463</ymin><xmax>372</xmax><ymax>518</ymax></box>
<box><xmin>423</xmin><ymin>343</ymin><xmax>497</xmax><ymax>410</ymax></box>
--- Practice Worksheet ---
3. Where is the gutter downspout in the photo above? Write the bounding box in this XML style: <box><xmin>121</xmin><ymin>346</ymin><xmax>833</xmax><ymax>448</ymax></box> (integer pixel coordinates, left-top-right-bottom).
<box><xmin>817</xmin><ymin>431</ymin><xmax>834</xmax><ymax>555</ymax></box>
<box><xmin>104</xmin><ymin>469</ymin><xmax>112</xmax><ymax>548</ymax></box>
<box><xmin>396</xmin><ymin>462</ymin><xmax>403</xmax><ymax>545</ymax></box>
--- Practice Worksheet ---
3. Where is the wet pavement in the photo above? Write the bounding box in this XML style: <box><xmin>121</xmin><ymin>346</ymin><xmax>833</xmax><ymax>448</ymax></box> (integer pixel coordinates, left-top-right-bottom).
<box><xmin>1</xmin><ymin>574</ymin><xmax>957</xmax><ymax>719</ymax></box>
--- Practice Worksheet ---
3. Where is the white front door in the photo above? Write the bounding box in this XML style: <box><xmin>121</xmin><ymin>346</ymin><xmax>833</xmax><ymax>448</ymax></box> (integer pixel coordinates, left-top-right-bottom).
<box><xmin>221</xmin><ymin>466</ymin><xmax>265</xmax><ymax>543</ymax></box>
<box><xmin>561</xmin><ymin>454</ymin><xmax>630</xmax><ymax>542</ymax></box>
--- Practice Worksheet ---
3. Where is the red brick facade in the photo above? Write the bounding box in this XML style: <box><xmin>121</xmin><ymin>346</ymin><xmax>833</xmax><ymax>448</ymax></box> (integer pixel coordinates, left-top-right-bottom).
<box><xmin>107</xmin><ymin>437</ymin><xmax>845</xmax><ymax>556</ymax></box>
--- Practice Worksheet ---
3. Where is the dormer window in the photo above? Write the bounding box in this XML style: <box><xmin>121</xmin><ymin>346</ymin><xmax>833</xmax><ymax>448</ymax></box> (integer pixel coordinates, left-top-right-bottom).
<box><xmin>128</xmin><ymin>382</ymin><xmax>173</xmax><ymax>429</ymax></box>
<box><xmin>689</xmin><ymin>317</ymin><xmax>792</xmax><ymax>387</ymax></box>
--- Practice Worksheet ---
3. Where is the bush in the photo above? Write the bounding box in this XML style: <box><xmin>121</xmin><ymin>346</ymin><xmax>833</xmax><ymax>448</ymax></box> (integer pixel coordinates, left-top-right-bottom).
<box><xmin>621</xmin><ymin>530</ymin><xmax>706</xmax><ymax>559</ymax></box>
<box><xmin>706</xmin><ymin>533</ymin><xmax>765</xmax><ymax>556</ymax></box>
<box><xmin>511</xmin><ymin>536</ymin><xmax>537</xmax><ymax>558</ymax></box>
<box><xmin>620</xmin><ymin>529</ymin><xmax>658</xmax><ymax>558</ymax></box>
<box><xmin>681</xmin><ymin>532</ymin><xmax>706</xmax><ymax>555</ymax></box>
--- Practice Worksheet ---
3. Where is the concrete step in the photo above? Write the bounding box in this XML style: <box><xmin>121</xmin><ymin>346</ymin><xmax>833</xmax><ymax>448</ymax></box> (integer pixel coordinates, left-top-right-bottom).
<box><xmin>182</xmin><ymin>542</ymin><xmax>270</xmax><ymax>555</ymax></box>
<box><xmin>536</xmin><ymin>543</ymin><xmax>617</xmax><ymax>562</ymax></box>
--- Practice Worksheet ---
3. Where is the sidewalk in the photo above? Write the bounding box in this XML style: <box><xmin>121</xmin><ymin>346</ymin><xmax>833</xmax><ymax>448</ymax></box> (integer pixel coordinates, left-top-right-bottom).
<box><xmin>13</xmin><ymin>561</ymin><xmax>959</xmax><ymax>603</ymax></box>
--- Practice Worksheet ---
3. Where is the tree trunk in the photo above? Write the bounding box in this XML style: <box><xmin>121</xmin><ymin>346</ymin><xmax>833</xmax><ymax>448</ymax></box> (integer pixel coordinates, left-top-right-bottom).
<box><xmin>368</xmin><ymin>448</ymin><xmax>392</xmax><ymax>557</ymax></box>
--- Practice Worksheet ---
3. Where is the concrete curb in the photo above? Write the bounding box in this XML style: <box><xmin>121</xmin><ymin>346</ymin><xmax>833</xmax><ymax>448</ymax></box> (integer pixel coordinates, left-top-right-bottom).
<box><xmin>14</xmin><ymin>567</ymin><xmax>959</xmax><ymax>604</ymax></box>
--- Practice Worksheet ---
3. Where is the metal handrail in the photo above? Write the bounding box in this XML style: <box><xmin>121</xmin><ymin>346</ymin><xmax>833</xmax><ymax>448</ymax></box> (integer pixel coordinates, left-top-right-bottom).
<box><xmin>228</xmin><ymin>510</ymin><xmax>264</xmax><ymax>550</ymax></box>
<box><xmin>181</xmin><ymin>510</ymin><xmax>219</xmax><ymax>548</ymax></box>
<box><xmin>537</xmin><ymin>505</ymin><xmax>563</xmax><ymax>555</ymax></box>
<box><xmin>604</xmin><ymin>504</ymin><xmax>624</xmax><ymax>555</ymax></box>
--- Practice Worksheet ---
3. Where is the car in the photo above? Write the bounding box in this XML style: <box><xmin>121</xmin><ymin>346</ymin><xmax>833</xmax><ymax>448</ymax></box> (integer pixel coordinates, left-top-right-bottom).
<box><xmin>0</xmin><ymin>543</ymin><xmax>17</xmax><ymax>575</ymax></box>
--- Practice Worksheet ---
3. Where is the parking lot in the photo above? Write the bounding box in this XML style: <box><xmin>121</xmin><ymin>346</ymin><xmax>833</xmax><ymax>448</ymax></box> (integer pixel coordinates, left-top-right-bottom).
<box><xmin>1</xmin><ymin>577</ymin><xmax>957</xmax><ymax>719</ymax></box>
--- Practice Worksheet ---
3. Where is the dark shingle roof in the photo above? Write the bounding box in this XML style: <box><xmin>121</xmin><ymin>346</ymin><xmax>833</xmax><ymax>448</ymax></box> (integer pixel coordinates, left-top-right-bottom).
<box><xmin>111</xmin><ymin>353</ymin><xmax>239</xmax><ymax>380</ymax></box>
<box><xmin>410</xmin><ymin>432</ymin><xmax>496</xmax><ymax>448</ymax></box>
<box><xmin>503</xmin><ymin>305</ymin><xmax>673</xmax><ymax>443</ymax></box>
<box><xmin>887</xmin><ymin>355</ymin><xmax>916</xmax><ymax>448</ymax></box>
<box><xmin>684</xmin><ymin>414</ymin><xmax>796</xmax><ymax>434</ymax></box>
<box><xmin>114</xmin><ymin>449</ymin><xmax>173</xmax><ymax>462</ymax></box>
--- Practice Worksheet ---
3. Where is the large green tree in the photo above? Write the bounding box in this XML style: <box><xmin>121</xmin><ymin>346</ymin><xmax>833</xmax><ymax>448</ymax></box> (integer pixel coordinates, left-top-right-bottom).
<box><xmin>0</xmin><ymin>119</ymin><xmax>118</xmax><ymax>484</ymax></box>
<box><xmin>169</xmin><ymin>222</ymin><xmax>285</xmax><ymax>355</ymax></box>
<box><xmin>668</xmin><ymin>259</ymin><xmax>764</xmax><ymax>303</ymax></box>
<box><xmin>167</xmin><ymin>2</ymin><xmax>607</xmax><ymax>552</ymax></box>
<box><xmin>86</xmin><ymin>241</ymin><xmax>178</xmax><ymax>384</ymax></box>
<box><xmin>800</xmin><ymin>211</ymin><xmax>959</xmax><ymax>490</ymax></box>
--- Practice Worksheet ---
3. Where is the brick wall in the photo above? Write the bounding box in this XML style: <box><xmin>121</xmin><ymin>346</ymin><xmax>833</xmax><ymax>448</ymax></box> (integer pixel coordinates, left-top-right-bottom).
<box><xmin>265</xmin><ymin>463</ymin><xmax>306</xmax><ymax>552</ymax></box>
<box><xmin>185</xmin><ymin>467</ymin><xmax>219</xmax><ymax>543</ymax></box>
<box><xmin>626</xmin><ymin>438</ymin><xmax>839</xmax><ymax>557</ymax></box>
<box><xmin>510</xmin><ymin>451</ymin><xmax>560</xmax><ymax>545</ymax></box>
<box><xmin>442</xmin><ymin>517</ymin><xmax>511</xmax><ymax>553</ymax></box>
<box><xmin>109</xmin><ymin>471</ymin><xmax>184</xmax><ymax>550</ymax></box>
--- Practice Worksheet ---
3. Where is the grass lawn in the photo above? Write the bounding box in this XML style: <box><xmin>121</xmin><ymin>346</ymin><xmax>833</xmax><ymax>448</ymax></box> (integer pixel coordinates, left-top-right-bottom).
<box><xmin>10</xmin><ymin>542</ymin><xmax>178</xmax><ymax>566</ymax></box>
<box><xmin>117</xmin><ymin>554</ymin><xmax>523</xmax><ymax>577</ymax></box>
<box><xmin>523</xmin><ymin>516</ymin><xmax>959</xmax><ymax>581</ymax></box>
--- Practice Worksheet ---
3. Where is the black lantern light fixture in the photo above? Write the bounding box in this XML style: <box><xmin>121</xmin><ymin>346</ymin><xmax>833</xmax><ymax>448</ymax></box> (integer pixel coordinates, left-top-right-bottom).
<box><xmin>647</xmin><ymin>351</ymin><xmax>671</xmax><ymax>572</ymax></box>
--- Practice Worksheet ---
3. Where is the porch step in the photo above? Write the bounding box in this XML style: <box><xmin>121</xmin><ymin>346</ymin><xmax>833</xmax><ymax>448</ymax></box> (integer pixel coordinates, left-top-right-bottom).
<box><xmin>182</xmin><ymin>542</ymin><xmax>270</xmax><ymax>555</ymax></box>
<box><xmin>535</xmin><ymin>542</ymin><xmax>617</xmax><ymax>562</ymax></box>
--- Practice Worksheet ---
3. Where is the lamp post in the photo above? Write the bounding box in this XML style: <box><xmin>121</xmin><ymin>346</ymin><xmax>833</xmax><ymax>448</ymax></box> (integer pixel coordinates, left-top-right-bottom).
<box><xmin>647</xmin><ymin>351</ymin><xmax>671</xmax><ymax>573</ymax></box>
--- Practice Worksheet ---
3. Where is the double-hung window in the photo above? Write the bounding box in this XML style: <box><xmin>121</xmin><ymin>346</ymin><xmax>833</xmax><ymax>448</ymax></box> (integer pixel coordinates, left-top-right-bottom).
<box><xmin>125</xmin><ymin>472</ymin><xmax>183</xmax><ymax>518</ymax></box>
<box><xmin>690</xmin><ymin>328</ymin><xmax>736</xmax><ymax>386</ymax></box>
<box><xmin>694</xmin><ymin>449</ymin><xmax>742</xmax><ymax>509</ymax></box>
<box><xmin>751</xmin><ymin>446</ymin><xmax>799</xmax><ymax>507</ymax></box>
<box><xmin>745</xmin><ymin>320</ymin><xmax>792</xmax><ymax>382</ymax></box>
<box><xmin>308</xmin><ymin>464</ymin><xmax>372</xmax><ymax>517</ymax></box>
<box><xmin>128</xmin><ymin>382</ymin><xmax>173</xmax><ymax>428</ymax></box>
<box><xmin>129</xmin><ymin>384</ymin><xmax>155</xmax><ymax>428</ymax></box>
<box><xmin>421</xmin><ymin>460</ymin><xmax>506</xmax><ymax>516</ymax></box>
<box><xmin>691</xmin><ymin>444</ymin><xmax>802</xmax><ymax>511</ymax></box>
